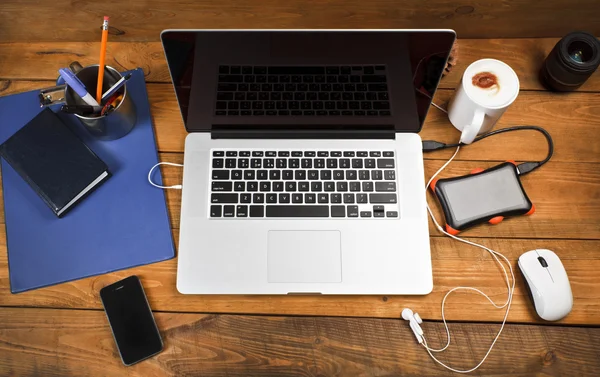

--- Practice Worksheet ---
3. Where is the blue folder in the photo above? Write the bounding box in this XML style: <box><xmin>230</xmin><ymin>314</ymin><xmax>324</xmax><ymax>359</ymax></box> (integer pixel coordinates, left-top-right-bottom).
<box><xmin>0</xmin><ymin>68</ymin><xmax>175</xmax><ymax>293</ymax></box>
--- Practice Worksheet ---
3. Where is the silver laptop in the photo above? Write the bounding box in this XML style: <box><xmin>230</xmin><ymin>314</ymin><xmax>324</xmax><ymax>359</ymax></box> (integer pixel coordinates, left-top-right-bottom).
<box><xmin>161</xmin><ymin>30</ymin><xmax>455</xmax><ymax>294</ymax></box>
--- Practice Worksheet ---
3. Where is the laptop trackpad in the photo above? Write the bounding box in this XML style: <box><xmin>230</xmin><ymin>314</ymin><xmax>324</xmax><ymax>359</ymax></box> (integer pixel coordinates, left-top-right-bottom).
<box><xmin>267</xmin><ymin>230</ymin><xmax>342</xmax><ymax>283</ymax></box>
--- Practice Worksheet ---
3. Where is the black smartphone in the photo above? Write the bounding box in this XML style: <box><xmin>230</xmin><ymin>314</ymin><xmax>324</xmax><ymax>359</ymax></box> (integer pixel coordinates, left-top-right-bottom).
<box><xmin>100</xmin><ymin>275</ymin><xmax>163</xmax><ymax>366</ymax></box>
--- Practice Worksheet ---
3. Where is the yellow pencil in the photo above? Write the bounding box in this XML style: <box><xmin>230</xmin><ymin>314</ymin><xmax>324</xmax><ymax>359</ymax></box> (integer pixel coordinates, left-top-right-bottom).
<box><xmin>96</xmin><ymin>16</ymin><xmax>110</xmax><ymax>103</ymax></box>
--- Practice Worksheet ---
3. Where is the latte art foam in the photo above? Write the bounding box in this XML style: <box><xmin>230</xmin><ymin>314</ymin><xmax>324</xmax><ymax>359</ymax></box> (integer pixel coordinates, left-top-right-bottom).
<box><xmin>463</xmin><ymin>60</ymin><xmax>519</xmax><ymax>108</ymax></box>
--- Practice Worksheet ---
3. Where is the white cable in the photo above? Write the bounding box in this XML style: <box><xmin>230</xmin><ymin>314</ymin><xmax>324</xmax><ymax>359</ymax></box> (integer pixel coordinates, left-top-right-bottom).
<box><xmin>421</xmin><ymin>145</ymin><xmax>516</xmax><ymax>373</ymax></box>
<box><xmin>148</xmin><ymin>162</ymin><xmax>183</xmax><ymax>190</ymax></box>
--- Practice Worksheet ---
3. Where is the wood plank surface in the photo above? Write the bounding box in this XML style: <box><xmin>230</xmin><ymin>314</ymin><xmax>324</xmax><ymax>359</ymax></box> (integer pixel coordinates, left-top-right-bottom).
<box><xmin>2</xmin><ymin>39</ymin><xmax>600</xmax><ymax>92</ymax></box>
<box><xmin>1</xmin><ymin>235</ymin><xmax>599</xmax><ymax>325</ymax></box>
<box><xmin>1</xmin><ymin>308</ymin><xmax>600</xmax><ymax>376</ymax></box>
<box><xmin>2</xmin><ymin>1</ymin><xmax>599</xmax><ymax>42</ymax></box>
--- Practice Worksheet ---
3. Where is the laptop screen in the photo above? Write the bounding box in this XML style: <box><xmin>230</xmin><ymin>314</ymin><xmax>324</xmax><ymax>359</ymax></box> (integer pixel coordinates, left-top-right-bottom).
<box><xmin>161</xmin><ymin>30</ymin><xmax>455</xmax><ymax>133</ymax></box>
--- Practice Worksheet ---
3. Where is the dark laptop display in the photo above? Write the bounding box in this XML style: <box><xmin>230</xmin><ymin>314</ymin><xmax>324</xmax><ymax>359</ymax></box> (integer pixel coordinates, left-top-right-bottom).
<box><xmin>161</xmin><ymin>30</ymin><xmax>455</xmax><ymax>133</ymax></box>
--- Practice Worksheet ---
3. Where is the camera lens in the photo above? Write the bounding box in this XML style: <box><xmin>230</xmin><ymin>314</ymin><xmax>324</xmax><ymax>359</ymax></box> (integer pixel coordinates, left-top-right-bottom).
<box><xmin>540</xmin><ymin>31</ymin><xmax>600</xmax><ymax>91</ymax></box>
<box><xmin>567</xmin><ymin>41</ymin><xmax>593</xmax><ymax>63</ymax></box>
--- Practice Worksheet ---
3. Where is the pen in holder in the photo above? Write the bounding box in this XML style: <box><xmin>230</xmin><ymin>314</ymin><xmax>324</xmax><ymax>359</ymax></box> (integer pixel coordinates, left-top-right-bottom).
<box><xmin>39</xmin><ymin>61</ymin><xmax>136</xmax><ymax>141</ymax></box>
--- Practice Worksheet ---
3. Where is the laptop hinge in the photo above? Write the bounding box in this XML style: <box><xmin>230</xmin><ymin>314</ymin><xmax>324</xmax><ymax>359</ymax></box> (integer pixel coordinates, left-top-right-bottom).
<box><xmin>210</xmin><ymin>125</ymin><xmax>395</xmax><ymax>139</ymax></box>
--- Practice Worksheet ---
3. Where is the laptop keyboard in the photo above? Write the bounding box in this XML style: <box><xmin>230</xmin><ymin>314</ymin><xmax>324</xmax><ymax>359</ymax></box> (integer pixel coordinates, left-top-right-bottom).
<box><xmin>209</xmin><ymin>150</ymin><xmax>399</xmax><ymax>219</ymax></box>
<box><xmin>215</xmin><ymin>66</ymin><xmax>391</xmax><ymax>117</ymax></box>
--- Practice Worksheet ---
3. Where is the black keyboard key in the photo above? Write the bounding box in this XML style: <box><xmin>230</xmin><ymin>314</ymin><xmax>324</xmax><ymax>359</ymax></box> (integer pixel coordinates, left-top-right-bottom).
<box><xmin>295</xmin><ymin>170</ymin><xmax>306</xmax><ymax>180</ymax></box>
<box><xmin>282</xmin><ymin>170</ymin><xmax>294</xmax><ymax>180</ymax></box>
<box><xmin>359</xmin><ymin>170</ymin><xmax>370</xmax><ymax>180</ymax></box>
<box><xmin>217</xmin><ymin>92</ymin><xmax>233</xmax><ymax>100</ymax></box>
<box><xmin>372</xmin><ymin>170</ymin><xmax>383</xmax><ymax>180</ymax></box>
<box><xmin>327</xmin><ymin>159</ymin><xmax>338</xmax><ymax>168</ymax></box>
<box><xmin>238</xmin><ymin>159</ymin><xmax>249</xmax><ymax>168</ymax></box>
<box><xmin>346</xmin><ymin>170</ymin><xmax>357</xmax><ymax>180</ymax></box>
<box><xmin>360</xmin><ymin>211</ymin><xmax>372</xmax><ymax>218</ymax></box>
<box><xmin>349</xmin><ymin>101</ymin><xmax>360</xmax><ymax>109</ymax></box>
<box><xmin>266</xmin><ymin>205</ymin><xmax>329</xmax><ymax>217</ymax></box>
<box><xmin>385</xmin><ymin>170</ymin><xmax>396</xmax><ymax>180</ymax></box>
<box><xmin>253</xmin><ymin>193</ymin><xmax>265</xmax><ymax>203</ymax></box>
<box><xmin>357</xmin><ymin>193</ymin><xmax>368</xmax><ymax>204</ymax></box>
<box><xmin>260</xmin><ymin>182</ymin><xmax>271</xmax><ymax>192</ymax></box>
<box><xmin>361</xmin><ymin>101</ymin><xmax>371</xmax><ymax>110</ymax></box>
<box><xmin>352</xmin><ymin>159</ymin><xmax>363</xmax><ymax>168</ymax></box>
<box><xmin>363</xmin><ymin>66</ymin><xmax>375</xmax><ymax>74</ymax></box>
<box><xmin>376</xmin><ymin>182</ymin><xmax>396</xmax><ymax>192</ymax></box>
<box><xmin>370</xmin><ymin>193</ymin><xmax>397</xmax><ymax>203</ymax></box>
<box><xmin>276</xmin><ymin>159</ymin><xmax>287</xmax><ymax>168</ymax></box>
<box><xmin>252</xmin><ymin>102</ymin><xmax>263</xmax><ymax>110</ymax></box>
<box><xmin>350</xmin><ymin>75</ymin><xmax>361</xmax><ymax>83</ymax></box>
<box><xmin>331</xmin><ymin>205</ymin><xmax>345</xmax><ymax>217</ymax></box>
<box><xmin>219</xmin><ymin>66</ymin><xmax>229</xmax><ymax>74</ymax></box>
<box><xmin>328</xmin><ymin>193</ymin><xmax>340</xmax><ymax>204</ymax></box>
<box><xmin>228</xmin><ymin>110</ymin><xmax>240</xmax><ymax>116</ymax></box>
<box><xmin>220</xmin><ymin>75</ymin><xmax>244</xmax><ymax>83</ymax></box>
<box><xmin>266</xmin><ymin>194</ymin><xmax>277</xmax><ymax>203</ymax></box>
<box><xmin>212</xmin><ymin>181</ymin><xmax>232</xmax><ymax>191</ymax></box>
<box><xmin>265</xmin><ymin>151</ymin><xmax>277</xmax><ymax>157</ymax></box>
<box><xmin>362</xmin><ymin>182</ymin><xmax>374</xmax><ymax>192</ymax></box>
<box><xmin>218</xmin><ymin>83</ymin><xmax>237</xmax><ymax>91</ymax></box>
<box><xmin>387</xmin><ymin>211</ymin><xmax>398</xmax><ymax>218</ymax></box>
<box><xmin>210</xmin><ymin>205</ymin><xmax>222</xmax><ymax>217</ymax></box>
<box><xmin>361</xmin><ymin>75</ymin><xmax>386</xmax><ymax>83</ymax></box>
<box><xmin>311</xmin><ymin>182</ymin><xmax>323</xmax><ymax>192</ymax></box>
<box><xmin>254</xmin><ymin>67</ymin><xmax>267</xmax><ymax>74</ymax></box>
<box><xmin>212</xmin><ymin>170</ymin><xmax>229</xmax><ymax>180</ymax></box>
<box><xmin>337</xmin><ymin>182</ymin><xmax>348</xmax><ymax>192</ymax></box>
<box><xmin>264</xmin><ymin>159</ymin><xmax>275</xmax><ymax>168</ymax></box>
<box><xmin>357</xmin><ymin>84</ymin><xmax>368</xmax><ymax>91</ymax></box>
<box><xmin>279</xmin><ymin>193</ymin><xmax>290</xmax><ymax>203</ymax></box>
<box><xmin>301</xmin><ymin>159</ymin><xmax>312</xmax><ymax>168</ymax></box>
<box><xmin>240</xmin><ymin>193</ymin><xmax>251</xmax><ymax>203</ymax></box>
<box><xmin>308</xmin><ymin>170</ymin><xmax>319</xmax><ymax>180</ymax></box>
<box><xmin>269</xmin><ymin>170</ymin><xmax>281</xmax><ymax>180</ymax></box>
<box><xmin>236</xmin><ymin>205</ymin><xmax>248</xmax><ymax>217</ymax></box>
<box><xmin>258</xmin><ymin>170</ymin><xmax>268</xmax><ymax>180</ymax></box>
<box><xmin>231</xmin><ymin>170</ymin><xmax>243</xmax><ymax>180</ymax></box>
<box><xmin>247</xmin><ymin>181</ymin><xmax>259</xmax><ymax>192</ymax></box>
<box><xmin>251</xmin><ymin>159</ymin><xmax>262</xmax><ymax>168</ymax></box>
<box><xmin>347</xmin><ymin>206</ymin><xmax>359</xmax><ymax>218</ymax></box>
<box><xmin>317</xmin><ymin>110</ymin><xmax>327</xmax><ymax>116</ymax></box>
<box><xmin>256</xmin><ymin>76</ymin><xmax>267</xmax><ymax>83</ymax></box>
<box><xmin>369</xmin><ymin>151</ymin><xmax>381</xmax><ymax>157</ymax></box>
<box><xmin>374</xmin><ymin>211</ymin><xmax>385</xmax><ymax>218</ymax></box>
<box><xmin>315</xmin><ymin>158</ymin><xmax>325</xmax><ymax>168</ymax></box>
<box><xmin>241</xmin><ymin>101</ymin><xmax>251</xmax><ymax>109</ymax></box>
<box><xmin>318</xmin><ymin>193</ymin><xmax>329</xmax><ymax>203</ymax></box>
<box><xmin>373</xmin><ymin>101</ymin><xmax>390</xmax><ymax>110</ymax></box>
<box><xmin>286</xmin><ymin>182</ymin><xmax>297</xmax><ymax>192</ymax></box>
<box><xmin>373</xmin><ymin>205</ymin><xmax>385</xmax><ymax>212</ymax></box>
<box><xmin>344</xmin><ymin>193</ymin><xmax>355</xmax><ymax>204</ymax></box>
<box><xmin>365</xmin><ymin>159</ymin><xmax>376</xmax><ymax>168</ymax></box>
<box><xmin>265</xmin><ymin>101</ymin><xmax>275</xmax><ymax>110</ymax></box>
<box><xmin>305</xmin><ymin>193</ymin><xmax>316</xmax><ymax>203</ymax></box>
<box><xmin>339</xmin><ymin>159</ymin><xmax>350</xmax><ymax>168</ymax></box>
<box><xmin>377</xmin><ymin>159</ymin><xmax>395</xmax><ymax>168</ymax></box>
<box><xmin>268</xmin><ymin>76</ymin><xmax>278</xmax><ymax>83</ymax></box>
<box><xmin>248</xmin><ymin>91</ymin><xmax>258</xmax><ymax>99</ymax></box>
<box><xmin>292</xmin><ymin>193</ymin><xmax>303</xmax><ymax>203</ymax></box>
<box><xmin>289</xmin><ymin>159</ymin><xmax>300</xmax><ymax>168</ymax></box>
<box><xmin>299</xmin><ymin>181</ymin><xmax>310</xmax><ymax>192</ymax></box>
<box><xmin>333</xmin><ymin>170</ymin><xmax>344</xmax><ymax>180</ymax></box>
<box><xmin>357</xmin><ymin>151</ymin><xmax>368</xmax><ymax>157</ymax></box>
<box><xmin>383</xmin><ymin>151</ymin><xmax>394</xmax><ymax>157</ymax></box>
<box><xmin>350</xmin><ymin>181</ymin><xmax>360</xmax><ymax>192</ymax></box>
<box><xmin>250</xmin><ymin>205</ymin><xmax>264</xmax><ymax>217</ymax></box>
<box><xmin>336</xmin><ymin>102</ymin><xmax>348</xmax><ymax>110</ymax></box>
<box><xmin>213</xmin><ymin>151</ymin><xmax>224</xmax><ymax>157</ymax></box>
<box><xmin>292</xmin><ymin>151</ymin><xmax>303</xmax><ymax>157</ymax></box>
<box><xmin>223</xmin><ymin>205</ymin><xmax>235</xmax><ymax>217</ymax></box>
<box><xmin>212</xmin><ymin>158</ymin><xmax>224</xmax><ymax>168</ymax></box>
<box><xmin>321</xmin><ymin>170</ymin><xmax>332</xmax><ymax>180</ymax></box>
<box><xmin>327</xmin><ymin>76</ymin><xmax>337</xmax><ymax>83</ymax></box>
<box><xmin>367</xmin><ymin>92</ymin><xmax>377</xmax><ymax>100</ymax></box>
<box><xmin>211</xmin><ymin>193</ymin><xmax>238</xmax><ymax>203</ymax></box>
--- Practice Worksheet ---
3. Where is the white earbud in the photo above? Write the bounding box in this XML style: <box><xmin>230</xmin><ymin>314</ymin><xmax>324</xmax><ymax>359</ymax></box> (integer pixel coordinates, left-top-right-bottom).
<box><xmin>402</xmin><ymin>308</ymin><xmax>424</xmax><ymax>344</ymax></box>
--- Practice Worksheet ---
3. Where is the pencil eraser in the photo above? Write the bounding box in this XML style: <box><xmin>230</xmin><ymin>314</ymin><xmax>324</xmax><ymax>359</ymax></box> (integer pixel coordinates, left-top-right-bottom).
<box><xmin>104</xmin><ymin>16</ymin><xmax>110</xmax><ymax>21</ymax></box>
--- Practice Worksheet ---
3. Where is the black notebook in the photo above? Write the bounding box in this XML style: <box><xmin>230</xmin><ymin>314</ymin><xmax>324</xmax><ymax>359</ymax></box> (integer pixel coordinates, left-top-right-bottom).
<box><xmin>0</xmin><ymin>108</ymin><xmax>110</xmax><ymax>217</ymax></box>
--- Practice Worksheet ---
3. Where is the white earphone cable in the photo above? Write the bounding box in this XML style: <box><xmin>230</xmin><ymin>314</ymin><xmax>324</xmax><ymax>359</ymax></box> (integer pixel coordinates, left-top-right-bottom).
<box><xmin>148</xmin><ymin>162</ymin><xmax>184</xmax><ymax>190</ymax></box>
<box><xmin>421</xmin><ymin>145</ymin><xmax>516</xmax><ymax>373</ymax></box>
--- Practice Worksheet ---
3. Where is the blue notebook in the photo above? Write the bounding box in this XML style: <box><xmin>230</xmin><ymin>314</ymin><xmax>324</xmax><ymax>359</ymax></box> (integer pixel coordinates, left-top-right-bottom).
<box><xmin>0</xmin><ymin>68</ymin><xmax>175</xmax><ymax>293</ymax></box>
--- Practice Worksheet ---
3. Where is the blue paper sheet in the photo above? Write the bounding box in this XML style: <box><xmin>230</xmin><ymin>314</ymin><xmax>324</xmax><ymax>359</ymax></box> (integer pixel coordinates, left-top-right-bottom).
<box><xmin>0</xmin><ymin>68</ymin><xmax>175</xmax><ymax>293</ymax></box>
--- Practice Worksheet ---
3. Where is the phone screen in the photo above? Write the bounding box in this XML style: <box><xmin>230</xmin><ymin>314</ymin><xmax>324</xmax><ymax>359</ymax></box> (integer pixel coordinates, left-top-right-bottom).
<box><xmin>100</xmin><ymin>276</ymin><xmax>163</xmax><ymax>365</ymax></box>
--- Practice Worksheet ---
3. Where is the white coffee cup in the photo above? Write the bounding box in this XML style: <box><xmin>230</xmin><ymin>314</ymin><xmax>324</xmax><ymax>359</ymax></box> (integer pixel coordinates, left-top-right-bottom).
<box><xmin>448</xmin><ymin>58</ymin><xmax>520</xmax><ymax>144</ymax></box>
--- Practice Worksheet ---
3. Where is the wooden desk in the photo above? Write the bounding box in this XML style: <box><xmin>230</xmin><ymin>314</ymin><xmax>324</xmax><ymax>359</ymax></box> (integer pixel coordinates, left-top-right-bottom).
<box><xmin>1</xmin><ymin>38</ymin><xmax>599</xmax><ymax>376</ymax></box>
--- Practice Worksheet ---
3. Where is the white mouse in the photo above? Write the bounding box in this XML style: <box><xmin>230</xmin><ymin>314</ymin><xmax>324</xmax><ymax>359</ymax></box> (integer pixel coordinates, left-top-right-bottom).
<box><xmin>518</xmin><ymin>249</ymin><xmax>573</xmax><ymax>321</ymax></box>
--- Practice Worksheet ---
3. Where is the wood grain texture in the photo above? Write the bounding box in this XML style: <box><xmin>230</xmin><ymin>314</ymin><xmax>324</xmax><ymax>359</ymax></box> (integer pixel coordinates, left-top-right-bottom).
<box><xmin>1</xmin><ymin>308</ymin><xmax>600</xmax><ymax>376</ymax></box>
<box><xmin>2</xmin><ymin>1</ymin><xmax>600</xmax><ymax>42</ymax></box>
<box><xmin>1</xmin><ymin>39</ymin><xmax>599</xmax><ymax>91</ymax></box>
<box><xmin>1</xmin><ymin>234</ymin><xmax>599</xmax><ymax>325</ymax></box>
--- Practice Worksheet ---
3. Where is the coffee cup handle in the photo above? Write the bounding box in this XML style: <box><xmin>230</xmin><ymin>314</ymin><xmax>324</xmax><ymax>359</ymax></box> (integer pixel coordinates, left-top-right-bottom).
<box><xmin>460</xmin><ymin>109</ymin><xmax>485</xmax><ymax>144</ymax></box>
